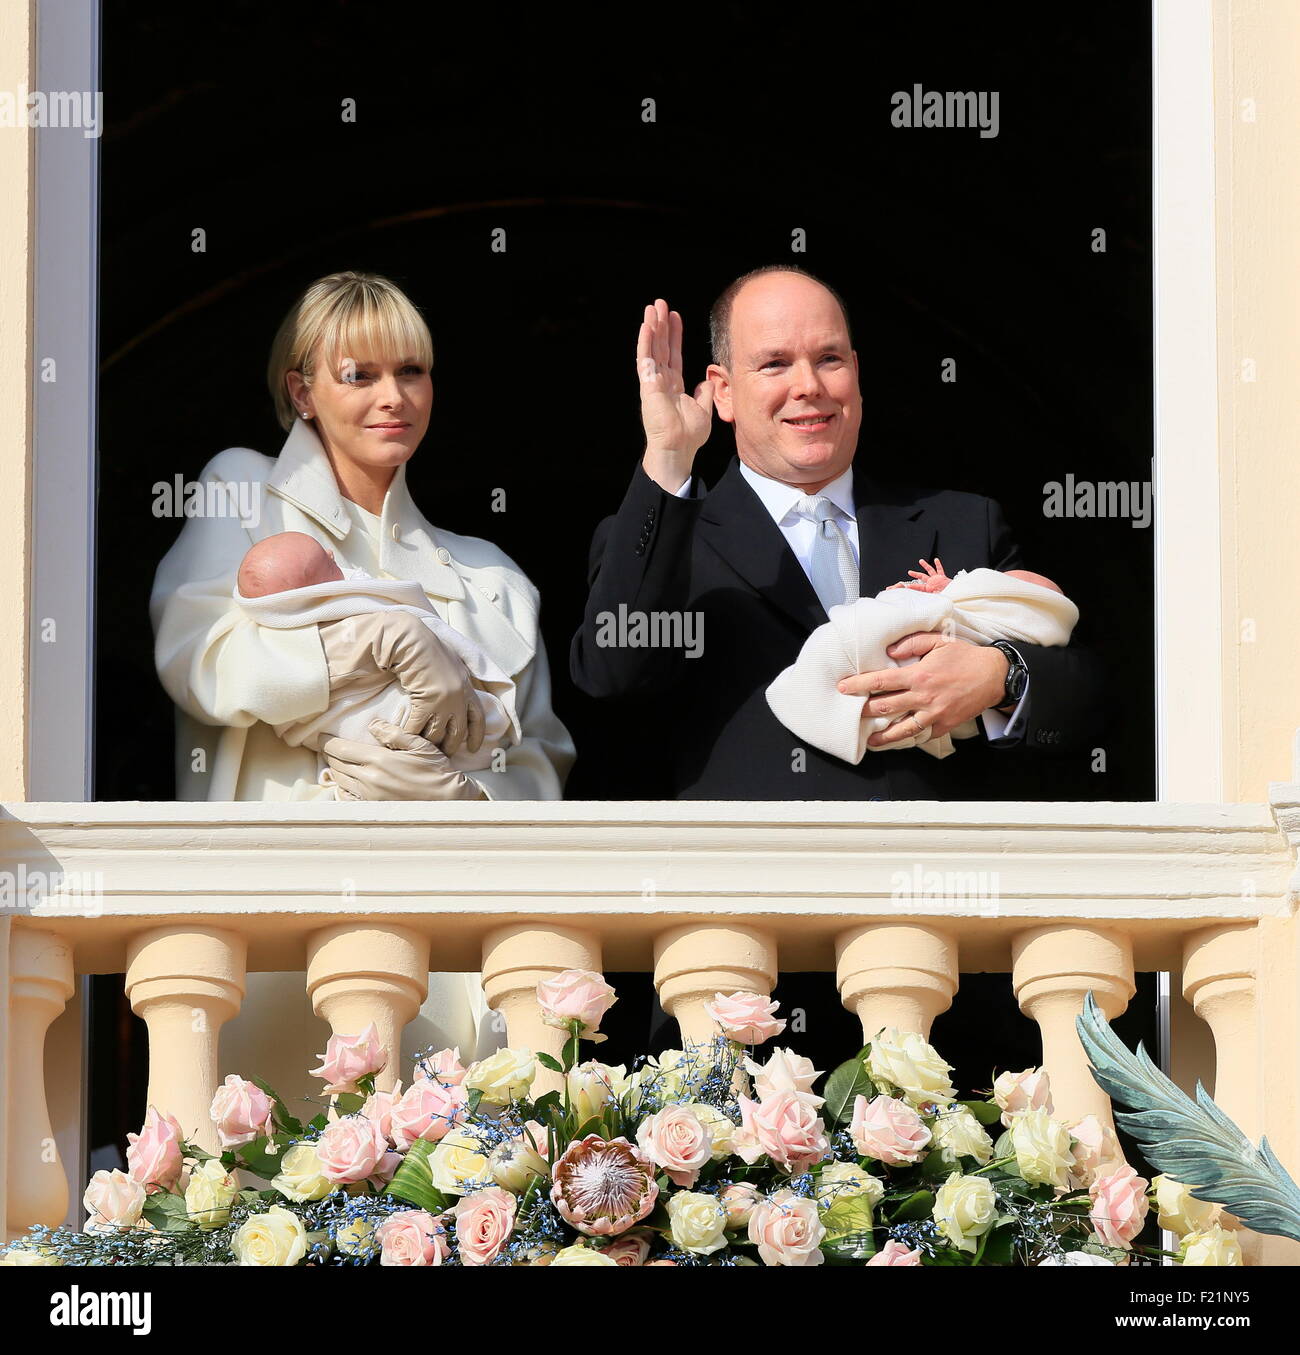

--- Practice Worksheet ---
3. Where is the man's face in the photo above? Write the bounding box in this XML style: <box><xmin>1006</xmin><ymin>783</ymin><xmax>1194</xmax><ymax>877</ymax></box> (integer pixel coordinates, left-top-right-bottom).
<box><xmin>709</xmin><ymin>273</ymin><xmax>861</xmax><ymax>491</ymax></box>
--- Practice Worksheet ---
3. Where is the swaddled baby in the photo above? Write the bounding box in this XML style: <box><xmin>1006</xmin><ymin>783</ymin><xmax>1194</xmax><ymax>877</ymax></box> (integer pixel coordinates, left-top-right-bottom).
<box><xmin>234</xmin><ymin>531</ymin><xmax>517</xmax><ymax>772</ymax></box>
<box><xmin>766</xmin><ymin>555</ymin><xmax>1079</xmax><ymax>763</ymax></box>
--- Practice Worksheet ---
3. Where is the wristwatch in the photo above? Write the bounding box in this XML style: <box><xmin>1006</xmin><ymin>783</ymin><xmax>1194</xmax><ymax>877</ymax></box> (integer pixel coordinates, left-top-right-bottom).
<box><xmin>990</xmin><ymin>640</ymin><xmax>1029</xmax><ymax>711</ymax></box>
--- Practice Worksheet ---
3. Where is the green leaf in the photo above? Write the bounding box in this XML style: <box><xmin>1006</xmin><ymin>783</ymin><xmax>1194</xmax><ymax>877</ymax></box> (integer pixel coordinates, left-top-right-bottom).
<box><xmin>466</xmin><ymin>1088</ymin><xmax>484</xmax><ymax>1116</ymax></box>
<box><xmin>821</xmin><ymin>1194</ymin><xmax>877</xmax><ymax>1258</ymax></box>
<box><xmin>563</xmin><ymin>1034</ymin><xmax>582</xmax><ymax>1070</ymax></box>
<box><xmin>888</xmin><ymin>1189</ymin><xmax>935</xmax><ymax>1223</ymax></box>
<box><xmin>383</xmin><ymin>1139</ymin><xmax>449</xmax><ymax>1215</ymax></box>
<box><xmin>821</xmin><ymin>1057</ymin><xmax>873</xmax><ymax>1126</ymax></box>
<box><xmin>250</xmin><ymin>1075</ymin><xmax>305</xmax><ymax>1136</ymax></box>
<box><xmin>237</xmin><ymin>1132</ymin><xmax>298</xmax><ymax>1181</ymax></box>
<box><xmin>531</xmin><ymin>1090</ymin><xmax>562</xmax><ymax>1123</ymax></box>
<box><xmin>141</xmin><ymin>1191</ymin><xmax>194</xmax><ymax>1234</ymax></box>
<box><xmin>573</xmin><ymin>1116</ymin><xmax>606</xmax><ymax>1141</ymax></box>
<box><xmin>978</xmin><ymin>1223</ymin><xmax>1016</xmax><ymax>1266</ymax></box>
<box><xmin>333</xmin><ymin>1092</ymin><xmax>365</xmax><ymax>1117</ymax></box>
<box><xmin>535</xmin><ymin>1053</ymin><xmax>564</xmax><ymax>1074</ymax></box>
<box><xmin>307</xmin><ymin>1113</ymin><xmax>329</xmax><ymax>1132</ymax></box>
<box><xmin>958</xmin><ymin>1100</ymin><xmax>1004</xmax><ymax>1126</ymax></box>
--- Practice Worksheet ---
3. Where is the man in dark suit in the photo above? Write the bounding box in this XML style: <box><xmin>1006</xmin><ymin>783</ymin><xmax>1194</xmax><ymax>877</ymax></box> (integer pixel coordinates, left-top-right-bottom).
<box><xmin>570</xmin><ymin>266</ymin><xmax>1105</xmax><ymax>800</ymax></box>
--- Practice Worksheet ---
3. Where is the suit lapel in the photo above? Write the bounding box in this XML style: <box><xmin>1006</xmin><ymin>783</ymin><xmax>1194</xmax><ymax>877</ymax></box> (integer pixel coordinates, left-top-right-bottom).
<box><xmin>697</xmin><ymin>460</ymin><xmax>937</xmax><ymax>633</ymax></box>
<box><xmin>854</xmin><ymin>471</ymin><xmax>937</xmax><ymax>598</ymax></box>
<box><xmin>697</xmin><ymin>460</ymin><xmax>827</xmax><ymax>635</ymax></box>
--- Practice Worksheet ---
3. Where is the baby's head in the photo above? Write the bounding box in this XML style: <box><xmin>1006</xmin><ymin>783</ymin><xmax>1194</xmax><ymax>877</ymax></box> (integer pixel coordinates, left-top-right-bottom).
<box><xmin>238</xmin><ymin>531</ymin><xmax>344</xmax><ymax>598</ymax></box>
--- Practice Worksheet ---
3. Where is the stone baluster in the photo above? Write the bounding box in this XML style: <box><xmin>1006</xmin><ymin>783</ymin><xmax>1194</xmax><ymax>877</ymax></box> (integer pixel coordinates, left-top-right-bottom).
<box><xmin>125</xmin><ymin>926</ymin><xmax>247</xmax><ymax>1152</ymax></box>
<box><xmin>481</xmin><ymin>924</ymin><xmax>602</xmax><ymax>1095</ymax></box>
<box><xmin>6</xmin><ymin>928</ymin><xmax>75</xmax><ymax>1236</ymax></box>
<box><xmin>1181</xmin><ymin>924</ymin><xmax>1259</xmax><ymax>1137</ymax></box>
<box><xmin>653</xmin><ymin>923</ymin><xmax>778</xmax><ymax>1047</ymax></box>
<box><xmin>1011</xmin><ymin>924</ymin><xmax>1134</xmax><ymax>1137</ymax></box>
<box><xmin>306</xmin><ymin>925</ymin><xmax>429</xmax><ymax>1094</ymax></box>
<box><xmin>835</xmin><ymin>923</ymin><xmax>958</xmax><ymax>1041</ymax></box>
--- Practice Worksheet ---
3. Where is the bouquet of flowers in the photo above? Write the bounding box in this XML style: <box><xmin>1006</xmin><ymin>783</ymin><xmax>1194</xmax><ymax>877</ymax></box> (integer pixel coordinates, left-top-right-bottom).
<box><xmin>1</xmin><ymin>971</ymin><xmax>1242</xmax><ymax>1266</ymax></box>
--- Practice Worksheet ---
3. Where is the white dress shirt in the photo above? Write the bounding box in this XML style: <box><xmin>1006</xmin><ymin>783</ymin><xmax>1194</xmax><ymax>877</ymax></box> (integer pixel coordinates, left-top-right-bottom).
<box><xmin>673</xmin><ymin>463</ymin><xmax>1028</xmax><ymax>742</ymax></box>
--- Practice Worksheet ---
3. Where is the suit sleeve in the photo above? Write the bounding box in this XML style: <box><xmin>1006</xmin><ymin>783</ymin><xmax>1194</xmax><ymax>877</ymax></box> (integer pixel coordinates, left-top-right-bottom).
<box><xmin>985</xmin><ymin>495</ymin><xmax>1109</xmax><ymax>755</ymax></box>
<box><xmin>569</xmin><ymin>462</ymin><xmax>704</xmax><ymax>699</ymax></box>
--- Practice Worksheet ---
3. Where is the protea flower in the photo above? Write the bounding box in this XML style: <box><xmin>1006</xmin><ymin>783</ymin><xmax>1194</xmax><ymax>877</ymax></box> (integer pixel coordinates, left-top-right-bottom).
<box><xmin>549</xmin><ymin>1134</ymin><xmax>658</xmax><ymax>1236</ymax></box>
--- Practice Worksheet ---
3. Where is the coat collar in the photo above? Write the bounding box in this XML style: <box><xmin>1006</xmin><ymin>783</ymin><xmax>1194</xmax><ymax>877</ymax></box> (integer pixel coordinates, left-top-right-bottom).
<box><xmin>266</xmin><ymin>419</ymin><xmax>466</xmax><ymax>602</ymax></box>
<box><xmin>697</xmin><ymin>458</ymin><xmax>936</xmax><ymax>631</ymax></box>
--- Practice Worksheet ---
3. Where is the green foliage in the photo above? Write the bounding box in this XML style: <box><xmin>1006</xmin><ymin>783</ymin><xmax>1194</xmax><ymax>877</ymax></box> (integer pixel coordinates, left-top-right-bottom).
<box><xmin>821</xmin><ymin>1056</ymin><xmax>873</xmax><ymax>1126</ymax></box>
<box><xmin>383</xmin><ymin>1139</ymin><xmax>449</xmax><ymax>1216</ymax></box>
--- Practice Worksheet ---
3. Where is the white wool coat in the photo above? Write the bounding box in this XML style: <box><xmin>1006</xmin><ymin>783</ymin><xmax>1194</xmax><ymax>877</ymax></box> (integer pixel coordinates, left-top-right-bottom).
<box><xmin>151</xmin><ymin>418</ymin><xmax>574</xmax><ymax>802</ymax></box>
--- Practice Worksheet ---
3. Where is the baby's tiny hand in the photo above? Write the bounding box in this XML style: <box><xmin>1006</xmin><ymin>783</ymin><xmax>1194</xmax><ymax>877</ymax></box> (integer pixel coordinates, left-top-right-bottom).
<box><xmin>889</xmin><ymin>557</ymin><xmax>952</xmax><ymax>593</ymax></box>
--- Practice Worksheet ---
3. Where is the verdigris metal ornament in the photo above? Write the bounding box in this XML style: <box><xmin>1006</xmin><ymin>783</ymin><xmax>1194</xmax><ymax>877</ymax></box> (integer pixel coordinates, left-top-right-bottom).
<box><xmin>1077</xmin><ymin>991</ymin><xmax>1300</xmax><ymax>1242</ymax></box>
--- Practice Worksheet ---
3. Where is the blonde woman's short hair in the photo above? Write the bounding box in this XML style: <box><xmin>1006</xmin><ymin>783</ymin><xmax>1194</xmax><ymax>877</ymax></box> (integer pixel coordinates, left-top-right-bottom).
<box><xmin>267</xmin><ymin>271</ymin><xmax>435</xmax><ymax>431</ymax></box>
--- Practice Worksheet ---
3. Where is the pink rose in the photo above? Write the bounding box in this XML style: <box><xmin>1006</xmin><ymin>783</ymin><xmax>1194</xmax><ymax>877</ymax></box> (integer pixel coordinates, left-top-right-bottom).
<box><xmin>635</xmin><ymin>1105</ymin><xmax>713</xmax><ymax>1187</ymax></box>
<box><xmin>748</xmin><ymin>1189</ymin><xmax>826</xmax><ymax>1266</ymax></box>
<box><xmin>705</xmin><ymin>991</ymin><xmax>786</xmax><ymax>1045</ymax></box>
<box><xmin>720</xmin><ymin>1182</ymin><xmax>763</xmax><ymax>1229</ymax></box>
<box><xmin>992</xmin><ymin>1067</ymin><xmax>1053</xmax><ymax>1127</ymax></box>
<box><xmin>417</xmin><ymin>1047</ymin><xmax>467</xmax><ymax>1085</ymax></box>
<box><xmin>743</xmin><ymin>1047</ymin><xmax>824</xmax><ymax>1106</ymax></box>
<box><xmin>369</xmin><ymin>1151</ymin><xmax>402</xmax><ymax>1186</ymax></box>
<box><xmin>866</xmin><ymin>1239</ymin><xmax>923</xmax><ymax>1266</ymax></box>
<box><xmin>390</xmin><ymin>1076</ymin><xmax>469</xmax><ymax>1150</ymax></box>
<box><xmin>315</xmin><ymin>1115</ymin><xmax>391</xmax><ymax>1184</ymax></box>
<box><xmin>209</xmin><ymin>1075</ymin><xmax>275</xmax><ymax>1149</ymax></box>
<box><xmin>735</xmin><ymin>1092</ymin><xmax>829</xmax><ymax>1173</ymax></box>
<box><xmin>453</xmin><ymin>1186</ymin><xmax>517</xmax><ymax>1266</ymax></box>
<box><xmin>850</xmin><ymin>1094</ymin><xmax>932</xmax><ymax>1166</ymax></box>
<box><xmin>1068</xmin><ymin>1114</ymin><xmax>1119</xmax><ymax>1188</ymax></box>
<box><xmin>1089</xmin><ymin>1165</ymin><xmax>1149</xmax><ymax>1248</ymax></box>
<box><xmin>125</xmin><ymin>1106</ymin><xmax>184</xmax><ymax>1194</ymax></box>
<box><xmin>375</xmin><ymin>1209</ymin><xmax>451</xmax><ymax>1266</ymax></box>
<box><xmin>603</xmin><ymin>1230</ymin><xmax>653</xmax><ymax>1266</ymax></box>
<box><xmin>309</xmin><ymin>1022</ymin><xmax>387</xmax><ymax>1095</ymax></box>
<box><xmin>361</xmin><ymin>1082</ymin><xmax>403</xmax><ymax>1145</ymax></box>
<box><xmin>83</xmin><ymin>1168</ymin><xmax>146</xmax><ymax>1229</ymax></box>
<box><xmin>536</xmin><ymin>970</ymin><xmax>618</xmax><ymax>1041</ymax></box>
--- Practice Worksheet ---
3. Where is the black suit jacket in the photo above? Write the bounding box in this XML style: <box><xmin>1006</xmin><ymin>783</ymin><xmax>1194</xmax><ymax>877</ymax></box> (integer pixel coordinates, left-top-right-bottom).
<box><xmin>570</xmin><ymin>459</ymin><xmax>1106</xmax><ymax>800</ymax></box>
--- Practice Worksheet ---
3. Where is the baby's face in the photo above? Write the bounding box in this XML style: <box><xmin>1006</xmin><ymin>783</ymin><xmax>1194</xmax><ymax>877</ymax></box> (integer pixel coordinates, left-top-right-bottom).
<box><xmin>301</xmin><ymin>546</ymin><xmax>345</xmax><ymax>587</ymax></box>
<box><xmin>239</xmin><ymin>531</ymin><xmax>345</xmax><ymax>597</ymax></box>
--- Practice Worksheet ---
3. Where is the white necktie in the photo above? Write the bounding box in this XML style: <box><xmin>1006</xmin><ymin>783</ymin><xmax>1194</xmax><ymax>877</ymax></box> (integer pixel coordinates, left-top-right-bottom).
<box><xmin>794</xmin><ymin>494</ymin><xmax>859</xmax><ymax>612</ymax></box>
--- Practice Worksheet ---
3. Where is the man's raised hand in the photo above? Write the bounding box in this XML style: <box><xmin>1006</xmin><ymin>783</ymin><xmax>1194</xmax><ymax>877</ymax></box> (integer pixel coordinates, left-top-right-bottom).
<box><xmin>637</xmin><ymin>298</ymin><xmax>715</xmax><ymax>493</ymax></box>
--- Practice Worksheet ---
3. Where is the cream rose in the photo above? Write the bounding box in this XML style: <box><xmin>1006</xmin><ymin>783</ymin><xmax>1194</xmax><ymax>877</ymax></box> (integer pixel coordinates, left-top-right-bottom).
<box><xmin>0</xmin><ymin>1247</ymin><xmax>61</xmax><ymax>1266</ymax></box>
<box><xmin>334</xmin><ymin>1216</ymin><xmax>378</xmax><ymax>1259</ymax></box>
<box><xmin>743</xmin><ymin>1048</ymin><xmax>824</xmax><ymax>1107</ymax></box>
<box><xmin>1180</xmin><ymin>1224</ymin><xmax>1242</xmax><ymax>1267</ymax></box>
<box><xmin>667</xmin><ymin>1191</ymin><xmax>729</xmax><ymax>1255</ymax></box>
<box><xmin>933</xmin><ymin>1173</ymin><xmax>998</xmax><ymax>1254</ymax></box>
<box><xmin>465</xmin><ymin>1048</ymin><xmax>536</xmax><ymax>1107</ymax></box>
<box><xmin>489</xmin><ymin>1121</ymin><xmax>549</xmax><ymax>1193</ymax></box>
<box><xmin>1153</xmin><ymin>1175</ymin><xmax>1219</xmax><ymax>1237</ymax></box>
<box><xmin>867</xmin><ymin>1028</ymin><xmax>955</xmax><ymax>1108</ymax></box>
<box><xmin>550</xmin><ymin>1243</ymin><xmax>619</xmax><ymax>1266</ymax></box>
<box><xmin>816</xmin><ymin>1160</ymin><xmax>885</xmax><ymax>1208</ymax></box>
<box><xmin>183</xmin><ymin>1159</ymin><xmax>239</xmax><ymax>1228</ymax></box>
<box><xmin>1010</xmin><ymin>1107</ymin><xmax>1075</xmax><ymax>1190</ymax></box>
<box><xmin>270</xmin><ymin>1142</ymin><xmax>337</xmax><ymax>1203</ymax></box>
<box><xmin>231</xmin><ymin>1204</ymin><xmax>307</xmax><ymax>1266</ymax></box>
<box><xmin>930</xmin><ymin>1107</ymin><xmax>995</xmax><ymax>1166</ymax></box>
<box><xmin>83</xmin><ymin>1167</ymin><xmax>146</xmax><ymax>1230</ymax></box>
<box><xmin>429</xmin><ymin>1129</ymin><xmax>492</xmax><ymax>1196</ymax></box>
<box><xmin>684</xmin><ymin>1102</ymin><xmax>737</xmax><ymax>1160</ymax></box>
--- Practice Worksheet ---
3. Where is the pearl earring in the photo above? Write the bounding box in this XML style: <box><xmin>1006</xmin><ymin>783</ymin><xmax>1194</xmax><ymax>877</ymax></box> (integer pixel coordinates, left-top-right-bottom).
<box><xmin>300</xmin><ymin>410</ymin><xmax>310</xmax><ymax>420</ymax></box>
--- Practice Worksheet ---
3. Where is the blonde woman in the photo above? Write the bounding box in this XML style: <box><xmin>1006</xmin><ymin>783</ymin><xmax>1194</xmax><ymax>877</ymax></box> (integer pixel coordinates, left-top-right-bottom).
<box><xmin>150</xmin><ymin>271</ymin><xmax>573</xmax><ymax>1074</ymax></box>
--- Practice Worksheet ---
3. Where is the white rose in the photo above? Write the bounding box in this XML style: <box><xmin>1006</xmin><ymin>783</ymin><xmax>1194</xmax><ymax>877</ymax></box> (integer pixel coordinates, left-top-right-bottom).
<box><xmin>930</xmin><ymin>1108</ymin><xmax>995</xmax><ymax>1165</ymax></box>
<box><xmin>429</xmin><ymin>1129</ymin><xmax>491</xmax><ymax>1196</ymax></box>
<box><xmin>639</xmin><ymin>1048</ymin><xmax>709</xmax><ymax>1101</ymax></box>
<box><xmin>489</xmin><ymin>1122</ymin><xmax>549</xmax><ymax>1194</ymax></box>
<box><xmin>933</xmin><ymin>1173</ymin><xmax>998</xmax><ymax>1254</ymax></box>
<box><xmin>82</xmin><ymin>1167</ymin><xmax>146</xmax><ymax>1230</ymax></box>
<box><xmin>1179</xmin><ymin>1224</ymin><xmax>1242</xmax><ymax>1267</ymax></box>
<box><xmin>816</xmin><ymin>1160</ymin><xmax>885</xmax><ymax>1208</ymax></box>
<box><xmin>334</xmin><ymin>1216</ymin><xmax>378</xmax><ymax>1259</ymax></box>
<box><xmin>1153</xmin><ymin>1175</ymin><xmax>1219</xmax><ymax>1237</ymax></box>
<box><xmin>667</xmin><ymin>1191</ymin><xmax>729</xmax><ymax>1255</ymax></box>
<box><xmin>567</xmin><ymin>1062</ymin><xmax>628</xmax><ymax>1124</ymax></box>
<box><xmin>231</xmin><ymin>1204</ymin><xmax>308</xmax><ymax>1266</ymax></box>
<box><xmin>0</xmin><ymin>1247</ymin><xmax>62</xmax><ymax>1266</ymax></box>
<box><xmin>550</xmin><ymin>1243</ymin><xmax>619</xmax><ymax>1267</ymax></box>
<box><xmin>465</xmin><ymin>1048</ymin><xmax>536</xmax><ymax>1106</ymax></box>
<box><xmin>1010</xmin><ymin>1107</ymin><xmax>1074</xmax><ymax>1190</ymax></box>
<box><xmin>992</xmin><ymin>1067</ymin><xmax>1053</xmax><ymax>1127</ymax></box>
<box><xmin>183</xmin><ymin>1158</ymin><xmax>240</xmax><ymax>1228</ymax></box>
<box><xmin>270</xmin><ymin>1143</ymin><xmax>337</xmax><ymax>1203</ymax></box>
<box><xmin>683</xmin><ymin>1103</ymin><xmax>737</xmax><ymax>1160</ymax></box>
<box><xmin>867</xmin><ymin>1028</ymin><xmax>955</xmax><ymax>1108</ymax></box>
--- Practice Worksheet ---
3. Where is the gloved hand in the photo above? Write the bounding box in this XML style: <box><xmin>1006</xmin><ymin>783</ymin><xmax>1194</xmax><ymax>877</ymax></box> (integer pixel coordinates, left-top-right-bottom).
<box><xmin>317</xmin><ymin>612</ymin><xmax>485</xmax><ymax>755</ymax></box>
<box><xmin>319</xmin><ymin>720</ymin><xmax>487</xmax><ymax>801</ymax></box>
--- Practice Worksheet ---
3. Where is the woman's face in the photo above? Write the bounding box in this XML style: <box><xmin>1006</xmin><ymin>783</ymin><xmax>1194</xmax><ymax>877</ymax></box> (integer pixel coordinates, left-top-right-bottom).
<box><xmin>290</xmin><ymin>347</ymin><xmax>433</xmax><ymax>476</ymax></box>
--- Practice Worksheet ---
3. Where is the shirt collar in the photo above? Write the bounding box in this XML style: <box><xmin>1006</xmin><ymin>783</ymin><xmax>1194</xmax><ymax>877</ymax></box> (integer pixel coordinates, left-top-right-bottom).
<box><xmin>737</xmin><ymin>459</ymin><xmax>857</xmax><ymax>526</ymax></box>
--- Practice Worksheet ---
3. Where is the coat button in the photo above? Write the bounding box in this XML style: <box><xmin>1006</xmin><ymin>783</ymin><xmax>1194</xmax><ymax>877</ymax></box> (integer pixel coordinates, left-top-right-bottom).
<box><xmin>391</xmin><ymin>524</ymin><xmax>402</xmax><ymax>541</ymax></box>
<box><xmin>436</xmin><ymin>547</ymin><xmax>452</xmax><ymax>564</ymax></box>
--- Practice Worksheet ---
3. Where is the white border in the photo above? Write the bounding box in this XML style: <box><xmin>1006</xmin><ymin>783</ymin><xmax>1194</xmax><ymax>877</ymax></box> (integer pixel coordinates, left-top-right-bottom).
<box><xmin>1153</xmin><ymin>0</ymin><xmax>1222</xmax><ymax>802</ymax></box>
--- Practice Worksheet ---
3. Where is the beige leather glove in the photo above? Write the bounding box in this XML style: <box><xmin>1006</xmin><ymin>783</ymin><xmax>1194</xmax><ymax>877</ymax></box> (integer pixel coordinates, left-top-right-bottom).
<box><xmin>317</xmin><ymin>612</ymin><xmax>485</xmax><ymax>756</ymax></box>
<box><xmin>319</xmin><ymin>720</ymin><xmax>487</xmax><ymax>801</ymax></box>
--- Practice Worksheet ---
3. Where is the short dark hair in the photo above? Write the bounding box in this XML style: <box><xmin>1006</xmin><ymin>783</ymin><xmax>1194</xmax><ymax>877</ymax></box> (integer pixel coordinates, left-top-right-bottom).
<box><xmin>708</xmin><ymin>264</ymin><xmax>853</xmax><ymax>370</ymax></box>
